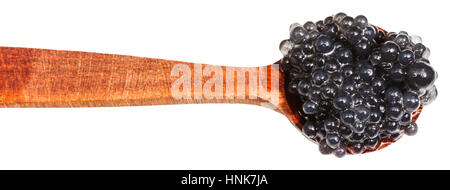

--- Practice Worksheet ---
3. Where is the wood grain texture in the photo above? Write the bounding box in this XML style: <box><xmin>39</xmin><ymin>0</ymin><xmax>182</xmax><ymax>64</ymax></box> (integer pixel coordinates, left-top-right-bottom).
<box><xmin>0</xmin><ymin>46</ymin><xmax>300</xmax><ymax>132</ymax></box>
<box><xmin>0</xmin><ymin>47</ymin><xmax>293</xmax><ymax>112</ymax></box>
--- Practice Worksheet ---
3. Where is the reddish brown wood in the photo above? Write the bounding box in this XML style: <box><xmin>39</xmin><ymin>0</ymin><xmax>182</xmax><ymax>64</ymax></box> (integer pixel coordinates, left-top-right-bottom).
<box><xmin>0</xmin><ymin>46</ymin><xmax>300</xmax><ymax>134</ymax></box>
<box><xmin>0</xmin><ymin>46</ymin><xmax>299</xmax><ymax>124</ymax></box>
<box><xmin>0</xmin><ymin>47</ymin><xmax>260</xmax><ymax>106</ymax></box>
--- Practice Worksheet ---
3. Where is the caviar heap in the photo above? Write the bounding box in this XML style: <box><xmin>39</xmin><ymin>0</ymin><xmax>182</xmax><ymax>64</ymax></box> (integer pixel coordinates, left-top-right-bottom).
<box><xmin>279</xmin><ymin>13</ymin><xmax>437</xmax><ymax>157</ymax></box>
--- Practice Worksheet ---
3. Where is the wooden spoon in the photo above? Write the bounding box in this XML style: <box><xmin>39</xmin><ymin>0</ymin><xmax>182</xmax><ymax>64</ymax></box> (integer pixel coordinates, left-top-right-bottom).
<box><xmin>0</xmin><ymin>44</ymin><xmax>422</xmax><ymax>154</ymax></box>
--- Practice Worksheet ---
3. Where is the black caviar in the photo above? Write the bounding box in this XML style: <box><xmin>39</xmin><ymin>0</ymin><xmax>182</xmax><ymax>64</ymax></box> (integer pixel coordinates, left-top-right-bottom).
<box><xmin>279</xmin><ymin>13</ymin><xmax>438</xmax><ymax>157</ymax></box>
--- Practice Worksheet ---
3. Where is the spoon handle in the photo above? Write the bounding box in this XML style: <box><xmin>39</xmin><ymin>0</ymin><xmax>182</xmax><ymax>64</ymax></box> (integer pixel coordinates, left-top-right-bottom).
<box><xmin>0</xmin><ymin>47</ymin><xmax>279</xmax><ymax>108</ymax></box>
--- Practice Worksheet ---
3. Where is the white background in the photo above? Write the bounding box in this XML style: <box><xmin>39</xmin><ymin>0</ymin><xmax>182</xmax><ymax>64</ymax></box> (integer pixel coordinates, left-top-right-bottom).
<box><xmin>0</xmin><ymin>0</ymin><xmax>447</xmax><ymax>169</ymax></box>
